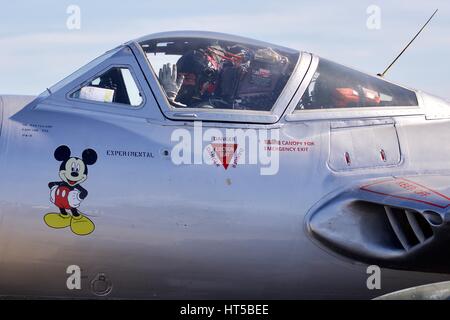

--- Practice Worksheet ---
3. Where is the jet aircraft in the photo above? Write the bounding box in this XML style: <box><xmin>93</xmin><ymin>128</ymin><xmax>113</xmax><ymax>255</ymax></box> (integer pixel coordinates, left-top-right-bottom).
<box><xmin>1</xmin><ymin>31</ymin><xmax>450</xmax><ymax>299</ymax></box>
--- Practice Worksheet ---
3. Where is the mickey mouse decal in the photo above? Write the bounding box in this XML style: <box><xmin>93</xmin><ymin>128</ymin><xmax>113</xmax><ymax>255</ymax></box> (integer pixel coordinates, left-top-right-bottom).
<box><xmin>44</xmin><ymin>145</ymin><xmax>98</xmax><ymax>236</ymax></box>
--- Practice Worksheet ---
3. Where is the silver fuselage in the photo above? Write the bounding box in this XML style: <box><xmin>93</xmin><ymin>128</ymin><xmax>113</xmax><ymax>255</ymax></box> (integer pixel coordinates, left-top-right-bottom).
<box><xmin>1</xmin><ymin>31</ymin><xmax>450</xmax><ymax>299</ymax></box>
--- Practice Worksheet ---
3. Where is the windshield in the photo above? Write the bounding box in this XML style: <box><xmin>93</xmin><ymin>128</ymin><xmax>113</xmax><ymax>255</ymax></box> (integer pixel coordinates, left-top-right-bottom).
<box><xmin>49</xmin><ymin>48</ymin><xmax>120</xmax><ymax>94</ymax></box>
<box><xmin>139</xmin><ymin>37</ymin><xmax>299</xmax><ymax>111</ymax></box>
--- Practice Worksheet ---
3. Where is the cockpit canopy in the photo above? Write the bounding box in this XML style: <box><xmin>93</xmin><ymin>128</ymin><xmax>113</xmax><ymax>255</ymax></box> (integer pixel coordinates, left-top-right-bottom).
<box><xmin>296</xmin><ymin>58</ymin><xmax>418</xmax><ymax>110</ymax></box>
<box><xmin>139</xmin><ymin>36</ymin><xmax>299</xmax><ymax>111</ymax></box>
<box><xmin>44</xmin><ymin>31</ymin><xmax>420</xmax><ymax>124</ymax></box>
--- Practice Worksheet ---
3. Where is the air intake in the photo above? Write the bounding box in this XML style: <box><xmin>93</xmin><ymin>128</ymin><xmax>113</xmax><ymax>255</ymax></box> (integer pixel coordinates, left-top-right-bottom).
<box><xmin>308</xmin><ymin>197</ymin><xmax>450</xmax><ymax>273</ymax></box>
<box><xmin>383</xmin><ymin>206</ymin><xmax>434</xmax><ymax>251</ymax></box>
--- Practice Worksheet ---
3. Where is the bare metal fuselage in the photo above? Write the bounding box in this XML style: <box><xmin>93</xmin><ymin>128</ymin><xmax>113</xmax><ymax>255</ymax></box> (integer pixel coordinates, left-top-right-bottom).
<box><xmin>1</xmin><ymin>31</ymin><xmax>450</xmax><ymax>299</ymax></box>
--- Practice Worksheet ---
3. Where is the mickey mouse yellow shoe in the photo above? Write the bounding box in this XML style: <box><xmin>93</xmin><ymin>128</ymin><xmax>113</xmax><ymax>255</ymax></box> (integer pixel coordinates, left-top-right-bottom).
<box><xmin>44</xmin><ymin>213</ymin><xmax>72</xmax><ymax>229</ymax></box>
<box><xmin>70</xmin><ymin>214</ymin><xmax>95</xmax><ymax>236</ymax></box>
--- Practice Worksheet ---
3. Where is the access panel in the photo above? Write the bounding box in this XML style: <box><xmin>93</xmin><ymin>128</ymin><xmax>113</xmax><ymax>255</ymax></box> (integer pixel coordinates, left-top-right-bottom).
<box><xmin>328</xmin><ymin>119</ymin><xmax>401</xmax><ymax>171</ymax></box>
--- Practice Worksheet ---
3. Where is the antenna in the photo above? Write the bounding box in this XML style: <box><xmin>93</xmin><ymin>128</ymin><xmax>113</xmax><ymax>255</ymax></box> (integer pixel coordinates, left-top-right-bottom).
<box><xmin>378</xmin><ymin>9</ymin><xmax>438</xmax><ymax>77</ymax></box>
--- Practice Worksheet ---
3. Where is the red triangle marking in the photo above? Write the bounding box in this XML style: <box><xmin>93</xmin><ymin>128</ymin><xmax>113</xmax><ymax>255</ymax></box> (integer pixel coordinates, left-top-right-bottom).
<box><xmin>211</xmin><ymin>143</ymin><xmax>238</xmax><ymax>170</ymax></box>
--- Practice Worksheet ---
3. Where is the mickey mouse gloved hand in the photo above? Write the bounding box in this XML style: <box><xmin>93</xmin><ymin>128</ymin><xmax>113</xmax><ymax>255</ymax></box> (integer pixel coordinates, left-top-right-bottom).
<box><xmin>50</xmin><ymin>185</ymin><xmax>58</xmax><ymax>203</ymax></box>
<box><xmin>158</xmin><ymin>63</ymin><xmax>184</xmax><ymax>101</ymax></box>
<box><xmin>68</xmin><ymin>190</ymin><xmax>82</xmax><ymax>208</ymax></box>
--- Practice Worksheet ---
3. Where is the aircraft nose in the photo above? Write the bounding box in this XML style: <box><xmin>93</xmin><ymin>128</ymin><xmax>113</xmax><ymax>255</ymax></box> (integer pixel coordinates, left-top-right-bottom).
<box><xmin>71</xmin><ymin>172</ymin><xmax>79</xmax><ymax>178</ymax></box>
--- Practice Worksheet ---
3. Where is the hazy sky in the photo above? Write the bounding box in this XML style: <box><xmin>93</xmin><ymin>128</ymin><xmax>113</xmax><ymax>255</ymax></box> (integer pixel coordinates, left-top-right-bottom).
<box><xmin>0</xmin><ymin>0</ymin><xmax>449</xmax><ymax>99</ymax></box>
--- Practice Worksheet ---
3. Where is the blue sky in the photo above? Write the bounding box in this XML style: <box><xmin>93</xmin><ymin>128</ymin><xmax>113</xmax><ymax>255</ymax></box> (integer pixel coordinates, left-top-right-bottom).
<box><xmin>0</xmin><ymin>0</ymin><xmax>449</xmax><ymax>99</ymax></box>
